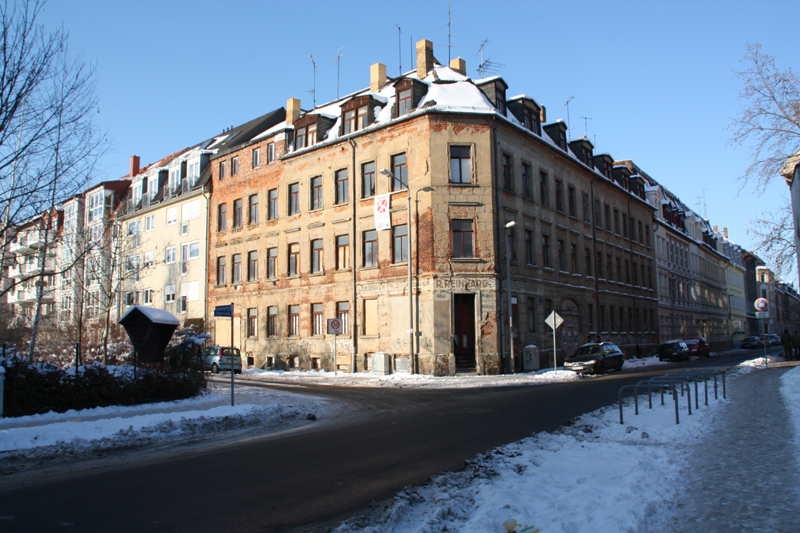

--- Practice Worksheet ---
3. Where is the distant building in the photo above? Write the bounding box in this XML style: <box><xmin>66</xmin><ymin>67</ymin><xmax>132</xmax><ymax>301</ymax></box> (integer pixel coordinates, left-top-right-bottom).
<box><xmin>781</xmin><ymin>150</ymin><xmax>800</xmax><ymax>286</ymax></box>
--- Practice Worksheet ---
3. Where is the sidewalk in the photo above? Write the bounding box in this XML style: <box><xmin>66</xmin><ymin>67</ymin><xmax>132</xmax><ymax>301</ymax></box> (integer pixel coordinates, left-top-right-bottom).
<box><xmin>659</xmin><ymin>362</ymin><xmax>800</xmax><ymax>532</ymax></box>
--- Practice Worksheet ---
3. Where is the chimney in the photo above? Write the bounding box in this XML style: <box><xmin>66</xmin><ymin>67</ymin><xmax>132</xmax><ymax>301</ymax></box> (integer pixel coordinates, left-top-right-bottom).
<box><xmin>713</xmin><ymin>224</ymin><xmax>718</xmax><ymax>234</ymax></box>
<box><xmin>416</xmin><ymin>39</ymin><xmax>435</xmax><ymax>79</ymax></box>
<box><xmin>724</xmin><ymin>227</ymin><xmax>728</xmax><ymax>239</ymax></box>
<box><xmin>130</xmin><ymin>155</ymin><xmax>140</xmax><ymax>177</ymax></box>
<box><xmin>449</xmin><ymin>57</ymin><xmax>466</xmax><ymax>75</ymax></box>
<box><xmin>370</xmin><ymin>63</ymin><xmax>387</xmax><ymax>92</ymax></box>
<box><xmin>287</xmin><ymin>97</ymin><xmax>301</xmax><ymax>125</ymax></box>
<box><xmin>540</xmin><ymin>105</ymin><xmax>546</xmax><ymax>123</ymax></box>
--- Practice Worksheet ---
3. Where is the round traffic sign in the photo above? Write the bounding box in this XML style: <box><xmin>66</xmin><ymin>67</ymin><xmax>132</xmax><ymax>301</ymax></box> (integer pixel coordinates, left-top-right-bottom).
<box><xmin>754</xmin><ymin>298</ymin><xmax>769</xmax><ymax>312</ymax></box>
<box><xmin>330</xmin><ymin>319</ymin><xmax>341</xmax><ymax>330</ymax></box>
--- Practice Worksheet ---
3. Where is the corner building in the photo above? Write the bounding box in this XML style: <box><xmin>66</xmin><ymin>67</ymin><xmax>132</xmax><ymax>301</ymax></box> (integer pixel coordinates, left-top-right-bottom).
<box><xmin>208</xmin><ymin>39</ymin><xmax>659</xmax><ymax>375</ymax></box>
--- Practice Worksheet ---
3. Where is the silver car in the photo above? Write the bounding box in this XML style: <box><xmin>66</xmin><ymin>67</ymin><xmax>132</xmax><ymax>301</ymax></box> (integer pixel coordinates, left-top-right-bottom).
<box><xmin>200</xmin><ymin>346</ymin><xmax>242</xmax><ymax>374</ymax></box>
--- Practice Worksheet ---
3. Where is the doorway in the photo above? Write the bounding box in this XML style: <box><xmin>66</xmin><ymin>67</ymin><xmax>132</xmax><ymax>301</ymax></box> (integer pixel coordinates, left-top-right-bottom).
<box><xmin>453</xmin><ymin>294</ymin><xmax>476</xmax><ymax>369</ymax></box>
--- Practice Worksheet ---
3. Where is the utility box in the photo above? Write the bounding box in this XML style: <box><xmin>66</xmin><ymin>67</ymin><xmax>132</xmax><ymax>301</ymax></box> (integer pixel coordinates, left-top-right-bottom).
<box><xmin>523</xmin><ymin>345</ymin><xmax>541</xmax><ymax>371</ymax></box>
<box><xmin>371</xmin><ymin>352</ymin><xmax>392</xmax><ymax>375</ymax></box>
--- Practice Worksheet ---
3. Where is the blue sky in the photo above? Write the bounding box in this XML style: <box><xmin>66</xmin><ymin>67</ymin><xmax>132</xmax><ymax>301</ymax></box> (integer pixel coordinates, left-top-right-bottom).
<box><xmin>41</xmin><ymin>0</ymin><xmax>800</xmax><ymax>280</ymax></box>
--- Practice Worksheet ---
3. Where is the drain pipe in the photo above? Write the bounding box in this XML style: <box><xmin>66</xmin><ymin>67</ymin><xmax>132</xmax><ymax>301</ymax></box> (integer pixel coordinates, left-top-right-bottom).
<box><xmin>348</xmin><ymin>138</ymin><xmax>358</xmax><ymax>372</ymax></box>
<box><xmin>491</xmin><ymin>119</ymin><xmax>507</xmax><ymax>374</ymax></box>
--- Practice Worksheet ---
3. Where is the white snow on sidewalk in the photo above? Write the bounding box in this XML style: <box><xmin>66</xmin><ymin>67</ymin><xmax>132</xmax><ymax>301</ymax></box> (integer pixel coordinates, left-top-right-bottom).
<box><xmin>0</xmin><ymin>383</ymin><xmax>331</xmax><ymax>454</ymax></box>
<box><xmin>331</xmin><ymin>359</ymin><xmax>799</xmax><ymax>533</ymax></box>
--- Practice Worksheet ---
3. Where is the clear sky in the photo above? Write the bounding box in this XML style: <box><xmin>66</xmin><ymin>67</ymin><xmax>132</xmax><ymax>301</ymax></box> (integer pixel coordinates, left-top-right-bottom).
<box><xmin>40</xmin><ymin>0</ymin><xmax>800</xmax><ymax>282</ymax></box>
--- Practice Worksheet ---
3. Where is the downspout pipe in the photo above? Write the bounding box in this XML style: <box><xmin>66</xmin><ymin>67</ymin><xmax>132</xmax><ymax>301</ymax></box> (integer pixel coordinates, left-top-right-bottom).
<box><xmin>491</xmin><ymin>119</ymin><xmax>507</xmax><ymax>374</ymax></box>
<box><xmin>590</xmin><ymin>178</ymin><xmax>600</xmax><ymax>338</ymax></box>
<box><xmin>348</xmin><ymin>138</ymin><xmax>358</xmax><ymax>372</ymax></box>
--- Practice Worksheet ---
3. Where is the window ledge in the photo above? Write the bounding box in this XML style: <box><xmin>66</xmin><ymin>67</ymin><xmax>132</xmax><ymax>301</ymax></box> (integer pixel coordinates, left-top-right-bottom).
<box><xmin>286</xmin><ymin>275</ymin><xmax>301</xmax><ymax>280</ymax></box>
<box><xmin>390</xmin><ymin>261</ymin><xmax>408</xmax><ymax>267</ymax></box>
<box><xmin>308</xmin><ymin>272</ymin><xmax>325</xmax><ymax>277</ymax></box>
<box><xmin>449</xmin><ymin>183</ymin><xmax>478</xmax><ymax>188</ymax></box>
<box><xmin>542</xmin><ymin>267</ymin><xmax>554</xmax><ymax>273</ymax></box>
<box><xmin>450</xmin><ymin>258</ymin><xmax>481</xmax><ymax>263</ymax></box>
<box><xmin>247</xmin><ymin>280</ymin><xmax>259</xmax><ymax>284</ymax></box>
<box><xmin>213</xmin><ymin>284</ymin><xmax>227</xmax><ymax>288</ymax></box>
<box><xmin>360</xmin><ymin>335</ymin><xmax>379</xmax><ymax>339</ymax></box>
<box><xmin>335</xmin><ymin>268</ymin><xmax>352</xmax><ymax>273</ymax></box>
<box><xmin>360</xmin><ymin>265</ymin><xmax>379</xmax><ymax>271</ymax></box>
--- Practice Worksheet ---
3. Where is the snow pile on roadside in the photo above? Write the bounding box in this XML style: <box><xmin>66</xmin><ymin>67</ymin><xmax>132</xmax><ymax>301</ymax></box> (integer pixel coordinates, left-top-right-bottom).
<box><xmin>333</xmin><ymin>359</ymin><xmax>775</xmax><ymax>533</ymax></box>
<box><xmin>737</xmin><ymin>355</ymin><xmax>784</xmax><ymax>373</ymax></box>
<box><xmin>0</xmin><ymin>384</ymin><xmax>330</xmax><ymax>457</ymax></box>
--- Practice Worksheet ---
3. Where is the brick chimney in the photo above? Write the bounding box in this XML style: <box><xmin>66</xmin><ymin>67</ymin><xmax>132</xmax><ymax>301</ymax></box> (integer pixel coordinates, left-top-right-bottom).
<box><xmin>416</xmin><ymin>39</ymin><xmax>434</xmax><ymax>79</ymax></box>
<box><xmin>287</xmin><ymin>97</ymin><xmax>301</xmax><ymax>125</ymax></box>
<box><xmin>540</xmin><ymin>105</ymin><xmax>546</xmax><ymax>123</ymax></box>
<box><xmin>130</xmin><ymin>155</ymin><xmax>140</xmax><ymax>177</ymax></box>
<box><xmin>449</xmin><ymin>57</ymin><xmax>466</xmax><ymax>75</ymax></box>
<box><xmin>370</xmin><ymin>63</ymin><xmax>387</xmax><ymax>92</ymax></box>
<box><xmin>724</xmin><ymin>227</ymin><xmax>728</xmax><ymax>239</ymax></box>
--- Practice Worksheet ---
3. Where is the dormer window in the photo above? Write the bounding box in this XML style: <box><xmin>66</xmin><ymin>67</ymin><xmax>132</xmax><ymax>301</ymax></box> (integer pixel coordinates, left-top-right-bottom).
<box><xmin>523</xmin><ymin>108</ymin><xmax>540</xmax><ymax>134</ymax></box>
<box><xmin>295</xmin><ymin>123</ymin><xmax>316</xmax><ymax>150</ymax></box>
<box><xmin>496</xmin><ymin>90</ymin><xmax>506</xmax><ymax>116</ymax></box>
<box><xmin>357</xmin><ymin>105</ymin><xmax>368</xmax><ymax>129</ymax></box>
<box><xmin>148</xmin><ymin>176</ymin><xmax>158</xmax><ymax>200</ymax></box>
<box><xmin>398</xmin><ymin>89</ymin><xmax>412</xmax><ymax>116</ymax></box>
<box><xmin>188</xmin><ymin>160</ymin><xmax>200</xmax><ymax>185</ymax></box>
<box><xmin>343</xmin><ymin>110</ymin><xmax>356</xmax><ymax>134</ymax></box>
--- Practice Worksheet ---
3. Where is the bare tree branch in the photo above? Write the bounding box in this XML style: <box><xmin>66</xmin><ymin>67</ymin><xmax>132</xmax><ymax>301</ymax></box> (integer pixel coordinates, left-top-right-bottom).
<box><xmin>747</xmin><ymin>197</ymin><xmax>796</xmax><ymax>279</ymax></box>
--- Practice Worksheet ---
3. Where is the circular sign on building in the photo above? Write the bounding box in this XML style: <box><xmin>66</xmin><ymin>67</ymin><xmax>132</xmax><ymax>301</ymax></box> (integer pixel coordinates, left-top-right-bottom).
<box><xmin>754</xmin><ymin>298</ymin><xmax>769</xmax><ymax>312</ymax></box>
<box><xmin>327</xmin><ymin>318</ymin><xmax>343</xmax><ymax>335</ymax></box>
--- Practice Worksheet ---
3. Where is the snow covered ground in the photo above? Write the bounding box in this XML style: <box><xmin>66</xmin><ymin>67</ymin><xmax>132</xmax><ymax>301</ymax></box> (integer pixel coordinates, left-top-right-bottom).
<box><xmin>1</xmin><ymin>353</ymin><xmax>795</xmax><ymax>533</ymax></box>
<box><xmin>329</xmin><ymin>356</ymin><xmax>797</xmax><ymax>533</ymax></box>
<box><xmin>237</xmin><ymin>355</ymin><xmax>671</xmax><ymax>389</ymax></box>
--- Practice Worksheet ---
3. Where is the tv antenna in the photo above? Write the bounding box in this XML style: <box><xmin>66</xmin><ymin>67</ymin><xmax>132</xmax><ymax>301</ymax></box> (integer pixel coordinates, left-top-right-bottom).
<box><xmin>396</xmin><ymin>25</ymin><xmax>402</xmax><ymax>75</ymax></box>
<box><xmin>696</xmin><ymin>189</ymin><xmax>708</xmax><ymax>218</ymax></box>
<box><xmin>580</xmin><ymin>116</ymin><xmax>592</xmax><ymax>137</ymax></box>
<box><xmin>335</xmin><ymin>48</ymin><xmax>344</xmax><ymax>100</ymax></box>
<box><xmin>308</xmin><ymin>53</ymin><xmax>317</xmax><ymax>107</ymax></box>
<box><xmin>561</xmin><ymin>96</ymin><xmax>575</xmax><ymax>132</ymax></box>
<box><xmin>475</xmin><ymin>38</ymin><xmax>503</xmax><ymax>77</ymax></box>
<box><xmin>438</xmin><ymin>3</ymin><xmax>460</xmax><ymax>63</ymax></box>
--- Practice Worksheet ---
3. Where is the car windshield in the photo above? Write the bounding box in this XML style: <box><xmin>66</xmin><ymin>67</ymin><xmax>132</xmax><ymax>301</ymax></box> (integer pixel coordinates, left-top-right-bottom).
<box><xmin>574</xmin><ymin>345</ymin><xmax>601</xmax><ymax>356</ymax></box>
<box><xmin>684</xmin><ymin>339</ymin><xmax>698</xmax><ymax>346</ymax></box>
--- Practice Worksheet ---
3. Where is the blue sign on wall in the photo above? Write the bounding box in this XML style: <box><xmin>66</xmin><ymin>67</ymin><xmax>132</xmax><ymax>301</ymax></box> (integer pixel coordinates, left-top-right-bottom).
<box><xmin>214</xmin><ymin>304</ymin><xmax>233</xmax><ymax>317</ymax></box>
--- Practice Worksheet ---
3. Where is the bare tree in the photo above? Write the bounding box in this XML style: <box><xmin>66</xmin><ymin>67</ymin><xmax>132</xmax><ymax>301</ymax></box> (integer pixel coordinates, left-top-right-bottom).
<box><xmin>730</xmin><ymin>41</ymin><xmax>800</xmax><ymax>190</ymax></box>
<box><xmin>747</xmin><ymin>198</ymin><xmax>795</xmax><ymax>278</ymax></box>
<box><xmin>730</xmin><ymin>42</ymin><xmax>799</xmax><ymax>279</ymax></box>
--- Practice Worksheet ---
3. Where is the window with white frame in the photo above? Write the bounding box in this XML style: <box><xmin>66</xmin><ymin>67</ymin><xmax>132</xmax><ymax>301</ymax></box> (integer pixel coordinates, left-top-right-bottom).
<box><xmin>132</xmin><ymin>181</ymin><xmax>143</xmax><ymax>204</ymax></box>
<box><xmin>165</xmin><ymin>284</ymin><xmax>176</xmax><ymax>303</ymax></box>
<box><xmin>143</xmin><ymin>288</ymin><xmax>154</xmax><ymax>305</ymax></box>
<box><xmin>188</xmin><ymin>160</ymin><xmax>200</xmax><ymax>185</ymax></box>
<box><xmin>166</xmin><ymin>207</ymin><xmax>177</xmax><ymax>226</ymax></box>
<box><xmin>127</xmin><ymin>220</ymin><xmax>141</xmax><ymax>247</ymax></box>
<box><xmin>88</xmin><ymin>192</ymin><xmax>103</xmax><ymax>222</ymax></box>
<box><xmin>165</xmin><ymin>246</ymin><xmax>176</xmax><ymax>264</ymax></box>
<box><xmin>170</xmin><ymin>168</ymin><xmax>180</xmax><ymax>191</ymax></box>
<box><xmin>252</xmin><ymin>148</ymin><xmax>261</xmax><ymax>168</ymax></box>
<box><xmin>148</xmin><ymin>176</ymin><xmax>158</xmax><ymax>200</ymax></box>
<box><xmin>144</xmin><ymin>251</ymin><xmax>154</xmax><ymax>269</ymax></box>
<box><xmin>145</xmin><ymin>214</ymin><xmax>155</xmax><ymax>232</ymax></box>
<box><xmin>267</xmin><ymin>142</ymin><xmax>275</xmax><ymax>163</ymax></box>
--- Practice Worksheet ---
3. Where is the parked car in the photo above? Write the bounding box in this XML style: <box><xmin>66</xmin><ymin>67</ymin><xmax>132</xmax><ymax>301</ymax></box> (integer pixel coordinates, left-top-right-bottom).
<box><xmin>741</xmin><ymin>336</ymin><xmax>763</xmax><ymax>349</ymax></box>
<box><xmin>564</xmin><ymin>342</ymin><xmax>625</xmax><ymax>374</ymax></box>
<box><xmin>768</xmin><ymin>334</ymin><xmax>781</xmax><ymax>347</ymax></box>
<box><xmin>200</xmin><ymin>346</ymin><xmax>242</xmax><ymax>373</ymax></box>
<box><xmin>683</xmin><ymin>337</ymin><xmax>710</xmax><ymax>358</ymax></box>
<box><xmin>657</xmin><ymin>340</ymin><xmax>690</xmax><ymax>362</ymax></box>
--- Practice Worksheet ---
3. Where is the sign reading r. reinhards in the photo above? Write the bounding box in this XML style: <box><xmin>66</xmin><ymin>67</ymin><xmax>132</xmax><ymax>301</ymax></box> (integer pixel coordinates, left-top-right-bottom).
<box><xmin>434</xmin><ymin>278</ymin><xmax>495</xmax><ymax>290</ymax></box>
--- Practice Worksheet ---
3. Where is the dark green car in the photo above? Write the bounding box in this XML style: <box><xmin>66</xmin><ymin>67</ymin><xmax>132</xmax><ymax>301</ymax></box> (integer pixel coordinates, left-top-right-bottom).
<box><xmin>200</xmin><ymin>346</ymin><xmax>242</xmax><ymax>374</ymax></box>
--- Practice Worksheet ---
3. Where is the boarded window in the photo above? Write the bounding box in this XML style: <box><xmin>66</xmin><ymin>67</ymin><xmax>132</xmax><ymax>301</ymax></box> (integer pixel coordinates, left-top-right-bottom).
<box><xmin>364</xmin><ymin>299</ymin><xmax>378</xmax><ymax>335</ymax></box>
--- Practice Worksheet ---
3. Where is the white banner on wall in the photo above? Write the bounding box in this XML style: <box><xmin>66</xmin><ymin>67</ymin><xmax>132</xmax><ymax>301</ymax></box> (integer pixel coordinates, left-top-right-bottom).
<box><xmin>374</xmin><ymin>193</ymin><xmax>391</xmax><ymax>231</ymax></box>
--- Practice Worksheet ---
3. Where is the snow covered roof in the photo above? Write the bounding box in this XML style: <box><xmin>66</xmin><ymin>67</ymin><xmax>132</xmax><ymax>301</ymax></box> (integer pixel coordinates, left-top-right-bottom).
<box><xmin>120</xmin><ymin>305</ymin><xmax>180</xmax><ymax>325</ymax></box>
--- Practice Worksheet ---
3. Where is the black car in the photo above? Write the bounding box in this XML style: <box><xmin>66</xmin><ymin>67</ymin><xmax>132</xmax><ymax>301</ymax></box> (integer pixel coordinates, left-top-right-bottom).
<box><xmin>657</xmin><ymin>340</ymin><xmax>690</xmax><ymax>362</ymax></box>
<box><xmin>741</xmin><ymin>336</ymin><xmax>763</xmax><ymax>349</ymax></box>
<box><xmin>564</xmin><ymin>342</ymin><xmax>625</xmax><ymax>374</ymax></box>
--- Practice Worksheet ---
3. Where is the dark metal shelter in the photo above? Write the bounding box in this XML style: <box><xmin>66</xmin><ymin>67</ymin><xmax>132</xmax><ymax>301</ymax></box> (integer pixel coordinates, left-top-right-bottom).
<box><xmin>119</xmin><ymin>306</ymin><xmax>180</xmax><ymax>363</ymax></box>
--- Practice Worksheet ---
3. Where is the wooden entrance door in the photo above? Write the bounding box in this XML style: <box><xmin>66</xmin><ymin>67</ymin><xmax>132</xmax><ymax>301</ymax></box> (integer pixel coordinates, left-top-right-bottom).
<box><xmin>453</xmin><ymin>294</ymin><xmax>476</xmax><ymax>369</ymax></box>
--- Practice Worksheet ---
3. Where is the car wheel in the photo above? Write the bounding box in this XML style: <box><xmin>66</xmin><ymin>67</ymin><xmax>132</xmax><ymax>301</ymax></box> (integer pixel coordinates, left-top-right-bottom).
<box><xmin>595</xmin><ymin>360</ymin><xmax>605</xmax><ymax>374</ymax></box>
<box><xmin>211</xmin><ymin>363</ymin><xmax>219</xmax><ymax>374</ymax></box>
<box><xmin>616</xmin><ymin>358</ymin><xmax>624</xmax><ymax>372</ymax></box>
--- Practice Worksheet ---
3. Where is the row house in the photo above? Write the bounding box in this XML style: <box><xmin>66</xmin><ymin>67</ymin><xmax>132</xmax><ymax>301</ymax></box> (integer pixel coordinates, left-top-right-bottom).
<box><xmin>720</xmin><ymin>233</ymin><xmax>748</xmax><ymax>342</ymax></box>
<box><xmin>116</xmin><ymin>110</ymin><xmax>285</xmax><ymax>332</ymax></box>
<box><xmin>6</xmin><ymin>209</ymin><xmax>62</xmax><ymax>336</ymax></box>
<box><xmin>755</xmin><ymin>265</ymin><xmax>800</xmax><ymax>335</ymax></box>
<box><xmin>742</xmin><ymin>251</ymin><xmax>765</xmax><ymax>335</ymax></box>
<box><xmin>207</xmin><ymin>39</ymin><xmax>659</xmax><ymax>375</ymax></box>
<box><xmin>640</xmin><ymin>169</ymin><xmax>731</xmax><ymax>349</ymax></box>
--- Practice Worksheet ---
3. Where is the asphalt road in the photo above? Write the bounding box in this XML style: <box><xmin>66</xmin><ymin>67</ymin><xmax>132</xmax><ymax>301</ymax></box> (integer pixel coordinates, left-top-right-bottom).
<box><xmin>0</xmin><ymin>349</ymin><xmax>778</xmax><ymax>532</ymax></box>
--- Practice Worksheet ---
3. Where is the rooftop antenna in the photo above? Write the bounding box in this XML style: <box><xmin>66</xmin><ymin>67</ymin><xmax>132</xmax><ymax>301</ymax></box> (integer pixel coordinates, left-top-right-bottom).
<box><xmin>438</xmin><ymin>3</ymin><xmax>460</xmax><ymax>63</ymax></box>
<box><xmin>580</xmin><ymin>116</ymin><xmax>592</xmax><ymax>137</ymax></box>
<box><xmin>561</xmin><ymin>96</ymin><xmax>575</xmax><ymax>132</ymax></box>
<box><xmin>308</xmin><ymin>53</ymin><xmax>317</xmax><ymax>107</ymax></box>
<box><xmin>475</xmin><ymin>38</ymin><xmax>503</xmax><ymax>77</ymax></box>
<box><xmin>335</xmin><ymin>47</ymin><xmax>344</xmax><ymax>100</ymax></box>
<box><xmin>696</xmin><ymin>189</ymin><xmax>708</xmax><ymax>218</ymax></box>
<box><xmin>396</xmin><ymin>25</ymin><xmax>402</xmax><ymax>75</ymax></box>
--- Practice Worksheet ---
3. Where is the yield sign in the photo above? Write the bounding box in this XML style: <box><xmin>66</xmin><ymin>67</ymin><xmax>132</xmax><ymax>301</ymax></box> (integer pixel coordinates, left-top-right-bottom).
<box><xmin>545</xmin><ymin>311</ymin><xmax>564</xmax><ymax>331</ymax></box>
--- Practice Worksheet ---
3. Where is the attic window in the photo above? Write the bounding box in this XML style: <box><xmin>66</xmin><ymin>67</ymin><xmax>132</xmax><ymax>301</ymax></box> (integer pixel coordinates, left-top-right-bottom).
<box><xmin>496</xmin><ymin>89</ymin><xmax>506</xmax><ymax>115</ymax></box>
<box><xmin>295</xmin><ymin>123</ymin><xmax>317</xmax><ymax>150</ymax></box>
<box><xmin>523</xmin><ymin>108</ymin><xmax>540</xmax><ymax>135</ymax></box>
<box><xmin>398</xmin><ymin>89</ymin><xmax>412</xmax><ymax>116</ymax></box>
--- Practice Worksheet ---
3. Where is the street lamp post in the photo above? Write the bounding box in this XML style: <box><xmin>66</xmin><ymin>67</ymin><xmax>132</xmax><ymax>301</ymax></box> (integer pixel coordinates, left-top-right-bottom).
<box><xmin>379</xmin><ymin>168</ymin><xmax>432</xmax><ymax>375</ymax></box>
<box><xmin>505</xmin><ymin>221</ymin><xmax>516</xmax><ymax>373</ymax></box>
